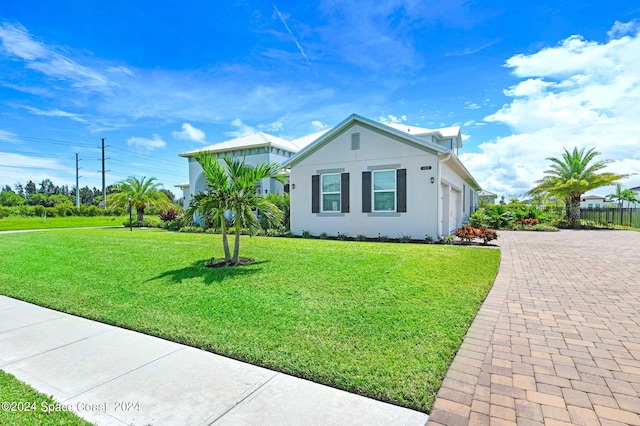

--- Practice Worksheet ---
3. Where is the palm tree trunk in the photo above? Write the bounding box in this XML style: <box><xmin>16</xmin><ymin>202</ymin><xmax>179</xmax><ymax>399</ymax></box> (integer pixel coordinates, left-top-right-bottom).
<box><xmin>136</xmin><ymin>208</ymin><xmax>144</xmax><ymax>226</ymax></box>
<box><xmin>570</xmin><ymin>196</ymin><xmax>581</xmax><ymax>228</ymax></box>
<box><xmin>232</xmin><ymin>226</ymin><xmax>241</xmax><ymax>264</ymax></box>
<box><xmin>219</xmin><ymin>219</ymin><xmax>231</xmax><ymax>262</ymax></box>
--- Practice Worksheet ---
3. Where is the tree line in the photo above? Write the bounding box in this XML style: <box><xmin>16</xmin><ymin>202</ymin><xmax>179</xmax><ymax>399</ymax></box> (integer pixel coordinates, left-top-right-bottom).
<box><xmin>0</xmin><ymin>178</ymin><xmax>177</xmax><ymax>208</ymax></box>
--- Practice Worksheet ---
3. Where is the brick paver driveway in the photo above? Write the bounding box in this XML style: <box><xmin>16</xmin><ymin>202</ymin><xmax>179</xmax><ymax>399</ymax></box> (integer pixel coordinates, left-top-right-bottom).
<box><xmin>429</xmin><ymin>230</ymin><xmax>640</xmax><ymax>426</ymax></box>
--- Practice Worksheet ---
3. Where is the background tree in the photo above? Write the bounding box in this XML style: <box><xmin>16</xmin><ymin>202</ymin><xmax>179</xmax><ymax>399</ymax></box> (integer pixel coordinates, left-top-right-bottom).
<box><xmin>621</xmin><ymin>188</ymin><xmax>639</xmax><ymax>209</ymax></box>
<box><xmin>0</xmin><ymin>190</ymin><xmax>25</xmax><ymax>206</ymax></box>
<box><xmin>607</xmin><ymin>184</ymin><xmax>625</xmax><ymax>208</ymax></box>
<box><xmin>107</xmin><ymin>176</ymin><xmax>172</xmax><ymax>225</ymax></box>
<box><xmin>529</xmin><ymin>147</ymin><xmax>629</xmax><ymax>228</ymax></box>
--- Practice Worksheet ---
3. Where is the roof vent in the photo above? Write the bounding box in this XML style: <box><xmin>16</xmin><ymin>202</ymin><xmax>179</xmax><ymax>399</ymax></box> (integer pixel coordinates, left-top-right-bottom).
<box><xmin>351</xmin><ymin>132</ymin><xmax>360</xmax><ymax>150</ymax></box>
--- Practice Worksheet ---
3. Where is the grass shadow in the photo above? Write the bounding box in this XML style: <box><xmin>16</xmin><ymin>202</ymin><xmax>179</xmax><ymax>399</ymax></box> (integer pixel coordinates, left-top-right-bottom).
<box><xmin>147</xmin><ymin>258</ymin><xmax>267</xmax><ymax>285</ymax></box>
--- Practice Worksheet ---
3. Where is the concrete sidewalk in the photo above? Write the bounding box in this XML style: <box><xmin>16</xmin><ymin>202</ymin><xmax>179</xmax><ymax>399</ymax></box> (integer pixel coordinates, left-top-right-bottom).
<box><xmin>0</xmin><ymin>296</ymin><xmax>427</xmax><ymax>425</ymax></box>
<box><xmin>429</xmin><ymin>230</ymin><xmax>640</xmax><ymax>425</ymax></box>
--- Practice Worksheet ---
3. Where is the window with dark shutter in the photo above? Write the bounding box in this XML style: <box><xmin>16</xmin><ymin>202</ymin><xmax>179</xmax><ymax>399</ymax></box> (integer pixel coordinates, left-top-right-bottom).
<box><xmin>311</xmin><ymin>175</ymin><xmax>320</xmax><ymax>213</ymax></box>
<box><xmin>341</xmin><ymin>173</ymin><xmax>350</xmax><ymax>213</ymax></box>
<box><xmin>362</xmin><ymin>171</ymin><xmax>371</xmax><ymax>213</ymax></box>
<box><xmin>397</xmin><ymin>168</ymin><xmax>407</xmax><ymax>213</ymax></box>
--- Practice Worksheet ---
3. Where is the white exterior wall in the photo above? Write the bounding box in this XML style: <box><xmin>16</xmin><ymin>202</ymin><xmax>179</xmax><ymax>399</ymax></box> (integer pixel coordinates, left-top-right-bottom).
<box><xmin>439</xmin><ymin>158</ymin><xmax>474</xmax><ymax>234</ymax></box>
<box><xmin>289</xmin><ymin>124</ymin><xmax>441</xmax><ymax>239</ymax></box>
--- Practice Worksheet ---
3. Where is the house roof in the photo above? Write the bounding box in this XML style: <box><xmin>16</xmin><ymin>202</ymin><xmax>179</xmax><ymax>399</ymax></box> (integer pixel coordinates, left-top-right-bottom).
<box><xmin>282</xmin><ymin>114</ymin><xmax>481</xmax><ymax>190</ymax></box>
<box><xmin>179</xmin><ymin>132</ymin><xmax>301</xmax><ymax>158</ymax></box>
<box><xmin>478</xmin><ymin>190</ymin><xmax>497</xmax><ymax>197</ymax></box>
<box><xmin>384</xmin><ymin>123</ymin><xmax>462</xmax><ymax>144</ymax></box>
<box><xmin>175</xmin><ymin>182</ymin><xmax>189</xmax><ymax>189</ymax></box>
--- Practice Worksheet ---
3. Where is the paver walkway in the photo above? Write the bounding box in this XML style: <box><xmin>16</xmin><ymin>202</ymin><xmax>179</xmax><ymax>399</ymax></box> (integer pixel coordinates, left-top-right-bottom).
<box><xmin>429</xmin><ymin>230</ymin><xmax>640</xmax><ymax>426</ymax></box>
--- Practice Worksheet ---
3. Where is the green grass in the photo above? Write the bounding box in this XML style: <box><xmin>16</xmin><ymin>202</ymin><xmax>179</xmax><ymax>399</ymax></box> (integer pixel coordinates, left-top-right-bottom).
<box><xmin>0</xmin><ymin>215</ymin><xmax>127</xmax><ymax>231</ymax></box>
<box><xmin>0</xmin><ymin>228</ymin><xmax>500</xmax><ymax>412</ymax></box>
<box><xmin>0</xmin><ymin>370</ymin><xmax>93</xmax><ymax>425</ymax></box>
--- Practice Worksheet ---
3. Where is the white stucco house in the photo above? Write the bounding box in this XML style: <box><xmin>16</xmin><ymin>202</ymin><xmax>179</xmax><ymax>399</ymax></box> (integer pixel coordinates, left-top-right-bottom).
<box><xmin>282</xmin><ymin>114</ymin><xmax>481</xmax><ymax>239</ymax></box>
<box><xmin>579</xmin><ymin>194</ymin><xmax>615</xmax><ymax>209</ymax></box>
<box><xmin>178</xmin><ymin>132</ymin><xmax>303</xmax><ymax>208</ymax></box>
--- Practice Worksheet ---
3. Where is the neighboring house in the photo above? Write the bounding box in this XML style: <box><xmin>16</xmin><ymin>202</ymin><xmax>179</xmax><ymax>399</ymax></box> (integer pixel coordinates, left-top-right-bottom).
<box><xmin>630</xmin><ymin>186</ymin><xmax>640</xmax><ymax>208</ymax></box>
<box><xmin>282</xmin><ymin>114</ymin><xmax>481</xmax><ymax>239</ymax></box>
<box><xmin>579</xmin><ymin>194</ymin><xmax>615</xmax><ymax>209</ymax></box>
<box><xmin>478</xmin><ymin>190</ymin><xmax>498</xmax><ymax>205</ymax></box>
<box><xmin>178</xmin><ymin>132</ymin><xmax>304</xmax><ymax>209</ymax></box>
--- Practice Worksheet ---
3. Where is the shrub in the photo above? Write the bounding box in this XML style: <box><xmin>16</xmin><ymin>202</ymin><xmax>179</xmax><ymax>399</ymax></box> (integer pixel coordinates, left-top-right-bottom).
<box><xmin>123</xmin><ymin>217</ymin><xmax>159</xmax><ymax>228</ymax></box>
<box><xmin>439</xmin><ymin>235</ymin><xmax>455</xmax><ymax>245</ymax></box>
<box><xmin>425</xmin><ymin>235</ymin><xmax>434</xmax><ymax>244</ymax></box>
<box><xmin>302</xmin><ymin>230</ymin><xmax>312</xmax><ymax>239</ymax></box>
<box><xmin>399</xmin><ymin>234</ymin><xmax>412</xmax><ymax>243</ymax></box>
<box><xmin>319</xmin><ymin>232</ymin><xmax>329</xmax><ymax>240</ymax></box>
<box><xmin>337</xmin><ymin>232</ymin><xmax>350</xmax><ymax>241</ymax></box>
<box><xmin>378</xmin><ymin>234</ymin><xmax>389</xmax><ymax>242</ymax></box>
<box><xmin>355</xmin><ymin>234</ymin><xmax>367</xmax><ymax>241</ymax></box>
<box><xmin>159</xmin><ymin>208</ymin><xmax>178</xmax><ymax>222</ymax></box>
<box><xmin>453</xmin><ymin>225</ymin><xmax>499</xmax><ymax>244</ymax></box>
<box><xmin>524</xmin><ymin>224</ymin><xmax>559</xmax><ymax>232</ymax></box>
<box><xmin>0</xmin><ymin>207</ymin><xmax>10</xmax><ymax>218</ymax></box>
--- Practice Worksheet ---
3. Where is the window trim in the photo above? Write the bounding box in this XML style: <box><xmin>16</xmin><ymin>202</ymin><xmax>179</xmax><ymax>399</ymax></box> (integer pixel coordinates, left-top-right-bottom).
<box><xmin>321</xmin><ymin>173</ymin><xmax>342</xmax><ymax>213</ymax></box>
<box><xmin>372</xmin><ymin>169</ymin><xmax>396</xmax><ymax>212</ymax></box>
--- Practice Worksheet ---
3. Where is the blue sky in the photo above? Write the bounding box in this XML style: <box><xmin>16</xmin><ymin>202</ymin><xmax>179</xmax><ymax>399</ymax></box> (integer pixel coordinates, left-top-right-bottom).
<box><xmin>1</xmin><ymin>1</ymin><xmax>639</xmax><ymax>198</ymax></box>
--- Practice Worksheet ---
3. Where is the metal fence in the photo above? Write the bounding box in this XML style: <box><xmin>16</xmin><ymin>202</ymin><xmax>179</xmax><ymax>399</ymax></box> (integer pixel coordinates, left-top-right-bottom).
<box><xmin>580</xmin><ymin>208</ymin><xmax>640</xmax><ymax>228</ymax></box>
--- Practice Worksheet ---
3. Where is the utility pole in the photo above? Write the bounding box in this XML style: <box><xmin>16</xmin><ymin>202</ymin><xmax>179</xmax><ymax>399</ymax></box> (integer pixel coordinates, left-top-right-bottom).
<box><xmin>100</xmin><ymin>138</ymin><xmax>108</xmax><ymax>208</ymax></box>
<box><xmin>75</xmin><ymin>153</ymin><xmax>81</xmax><ymax>209</ymax></box>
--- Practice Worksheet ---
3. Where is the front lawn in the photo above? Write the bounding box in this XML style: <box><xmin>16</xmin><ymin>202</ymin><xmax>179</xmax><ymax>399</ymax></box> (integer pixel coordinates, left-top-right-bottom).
<box><xmin>0</xmin><ymin>216</ymin><xmax>126</xmax><ymax>231</ymax></box>
<box><xmin>0</xmin><ymin>370</ymin><xmax>93</xmax><ymax>425</ymax></box>
<box><xmin>0</xmin><ymin>229</ymin><xmax>500</xmax><ymax>412</ymax></box>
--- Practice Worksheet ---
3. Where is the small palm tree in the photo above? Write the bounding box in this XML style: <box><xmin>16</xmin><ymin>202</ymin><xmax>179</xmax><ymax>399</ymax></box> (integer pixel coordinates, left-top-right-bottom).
<box><xmin>529</xmin><ymin>147</ymin><xmax>629</xmax><ymax>228</ymax></box>
<box><xmin>108</xmin><ymin>176</ymin><xmax>172</xmax><ymax>225</ymax></box>
<box><xmin>607</xmin><ymin>184</ymin><xmax>625</xmax><ymax>208</ymax></box>
<box><xmin>187</xmin><ymin>153</ymin><xmax>285</xmax><ymax>265</ymax></box>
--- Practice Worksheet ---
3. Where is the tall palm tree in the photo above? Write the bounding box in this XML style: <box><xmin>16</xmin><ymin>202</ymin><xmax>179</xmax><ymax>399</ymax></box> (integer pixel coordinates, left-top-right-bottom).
<box><xmin>187</xmin><ymin>153</ymin><xmax>285</xmax><ymax>265</ymax></box>
<box><xmin>108</xmin><ymin>176</ymin><xmax>172</xmax><ymax>225</ymax></box>
<box><xmin>529</xmin><ymin>147</ymin><xmax>628</xmax><ymax>228</ymax></box>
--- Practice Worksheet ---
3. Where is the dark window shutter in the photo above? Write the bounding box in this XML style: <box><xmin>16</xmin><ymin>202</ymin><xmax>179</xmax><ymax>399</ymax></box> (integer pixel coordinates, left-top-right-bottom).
<box><xmin>341</xmin><ymin>173</ymin><xmax>350</xmax><ymax>213</ymax></box>
<box><xmin>397</xmin><ymin>168</ymin><xmax>407</xmax><ymax>213</ymax></box>
<box><xmin>311</xmin><ymin>175</ymin><xmax>320</xmax><ymax>213</ymax></box>
<box><xmin>362</xmin><ymin>171</ymin><xmax>371</xmax><ymax>213</ymax></box>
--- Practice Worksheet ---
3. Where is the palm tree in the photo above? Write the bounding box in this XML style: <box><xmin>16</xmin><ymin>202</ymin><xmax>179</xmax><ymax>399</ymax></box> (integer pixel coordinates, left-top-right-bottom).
<box><xmin>187</xmin><ymin>153</ymin><xmax>285</xmax><ymax>265</ymax></box>
<box><xmin>621</xmin><ymin>188</ymin><xmax>639</xmax><ymax>209</ymax></box>
<box><xmin>529</xmin><ymin>147</ymin><xmax>628</xmax><ymax>228</ymax></box>
<box><xmin>607</xmin><ymin>184</ymin><xmax>625</xmax><ymax>208</ymax></box>
<box><xmin>108</xmin><ymin>176</ymin><xmax>172</xmax><ymax>225</ymax></box>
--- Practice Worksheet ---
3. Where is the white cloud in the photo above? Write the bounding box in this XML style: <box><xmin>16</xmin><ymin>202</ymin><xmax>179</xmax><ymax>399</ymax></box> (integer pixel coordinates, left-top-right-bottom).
<box><xmin>311</xmin><ymin>120</ymin><xmax>327</xmax><ymax>130</ymax></box>
<box><xmin>225</xmin><ymin>119</ymin><xmax>256</xmax><ymax>137</ymax></box>
<box><xmin>22</xmin><ymin>106</ymin><xmax>86</xmax><ymax>123</ymax></box>
<box><xmin>259</xmin><ymin>120</ymin><xmax>284</xmax><ymax>132</ymax></box>
<box><xmin>126</xmin><ymin>134</ymin><xmax>167</xmax><ymax>151</ymax></box>
<box><xmin>467</xmin><ymin>22</ymin><xmax>640</xmax><ymax>195</ymax></box>
<box><xmin>0</xmin><ymin>22</ymin><xmax>112</xmax><ymax>92</ymax></box>
<box><xmin>378</xmin><ymin>114</ymin><xmax>407</xmax><ymax>124</ymax></box>
<box><xmin>0</xmin><ymin>152</ymin><xmax>74</xmax><ymax>189</ymax></box>
<box><xmin>171</xmin><ymin>123</ymin><xmax>206</xmax><ymax>143</ymax></box>
<box><xmin>607</xmin><ymin>20</ymin><xmax>639</xmax><ymax>40</ymax></box>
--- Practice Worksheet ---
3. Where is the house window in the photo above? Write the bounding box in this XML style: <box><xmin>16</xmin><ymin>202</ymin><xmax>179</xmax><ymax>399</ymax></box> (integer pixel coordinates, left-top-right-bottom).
<box><xmin>312</xmin><ymin>173</ymin><xmax>350</xmax><ymax>214</ymax></box>
<box><xmin>372</xmin><ymin>170</ymin><xmax>396</xmax><ymax>211</ymax></box>
<box><xmin>588</xmin><ymin>203</ymin><xmax>593</xmax><ymax>208</ymax></box>
<box><xmin>362</xmin><ymin>169</ymin><xmax>406</xmax><ymax>213</ymax></box>
<box><xmin>322</xmin><ymin>173</ymin><xmax>341</xmax><ymax>212</ymax></box>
